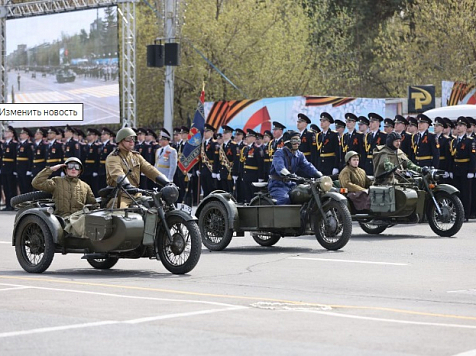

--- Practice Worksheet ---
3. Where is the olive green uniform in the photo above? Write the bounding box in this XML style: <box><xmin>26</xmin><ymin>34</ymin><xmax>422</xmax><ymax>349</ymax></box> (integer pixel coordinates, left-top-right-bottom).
<box><xmin>339</xmin><ymin>165</ymin><xmax>372</xmax><ymax>192</ymax></box>
<box><xmin>373</xmin><ymin>145</ymin><xmax>421</xmax><ymax>184</ymax></box>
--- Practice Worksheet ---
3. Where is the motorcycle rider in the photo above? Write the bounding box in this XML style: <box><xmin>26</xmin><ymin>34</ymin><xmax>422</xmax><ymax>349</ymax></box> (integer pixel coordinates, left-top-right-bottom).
<box><xmin>268</xmin><ymin>130</ymin><xmax>322</xmax><ymax>205</ymax></box>
<box><xmin>105</xmin><ymin>127</ymin><xmax>171</xmax><ymax>208</ymax></box>
<box><xmin>373</xmin><ymin>131</ymin><xmax>428</xmax><ymax>185</ymax></box>
<box><xmin>32</xmin><ymin>157</ymin><xmax>96</xmax><ymax>237</ymax></box>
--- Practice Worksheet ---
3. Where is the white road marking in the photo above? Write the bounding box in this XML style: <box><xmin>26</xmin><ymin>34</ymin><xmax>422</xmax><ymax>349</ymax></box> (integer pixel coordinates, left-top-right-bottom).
<box><xmin>290</xmin><ymin>257</ymin><xmax>408</xmax><ymax>266</ymax></box>
<box><xmin>0</xmin><ymin>286</ymin><xmax>29</xmax><ymax>292</ymax></box>
<box><xmin>447</xmin><ymin>289</ymin><xmax>476</xmax><ymax>295</ymax></box>
<box><xmin>0</xmin><ymin>241</ymin><xmax>11</xmax><ymax>244</ymax></box>
<box><xmin>452</xmin><ymin>350</ymin><xmax>476</xmax><ymax>356</ymax></box>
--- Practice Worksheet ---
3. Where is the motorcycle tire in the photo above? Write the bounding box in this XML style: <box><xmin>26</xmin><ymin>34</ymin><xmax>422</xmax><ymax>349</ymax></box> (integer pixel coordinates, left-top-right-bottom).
<box><xmin>198</xmin><ymin>201</ymin><xmax>233</xmax><ymax>251</ymax></box>
<box><xmin>249</xmin><ymin>195</ymin><xmax>281</xmax><ymax>246</ymax></box>
<box><xmin>314</xmin><ymin>200</ymin><xmax>351</xmax><ymax>250</ymax></box>
<box><xmin>426</xmin><ymin>192</ymin><xmax>464</xmax><ymax>237</ymax></box>
<box><xmin>11</xmin><ymin>191</ymin><xmax>52</xmax><ymax>209</ymax></box>
<box><xmin>358</xmin><ymin>222</ymin><xmax>388</xmax><ymax>235</ymax></box>
<box><xmin>156</xmin><ymin>215</ymin><xmax>202</xmax><ymax>274</ymax></box>
<box><xmin>87</xmin><ymin>258</ymin><xmax>119</xmax><ymax>269</ymax></box>
<box><xmin>15</xmin><ymin>215</ymin><xmax>55</xmax><ymax>273</ymax></box>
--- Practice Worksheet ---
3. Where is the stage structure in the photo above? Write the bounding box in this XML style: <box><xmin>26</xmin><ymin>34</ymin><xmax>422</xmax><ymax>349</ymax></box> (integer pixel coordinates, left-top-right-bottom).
<box><xmin>0</xmin><ymin>0</ymin><xmax>138</xmax><ymax>128</ymax></box>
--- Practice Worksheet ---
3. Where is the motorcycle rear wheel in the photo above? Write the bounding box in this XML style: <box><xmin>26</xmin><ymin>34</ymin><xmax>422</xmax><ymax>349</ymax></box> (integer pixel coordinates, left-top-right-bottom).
<box><xmin>157</xmin><ymin>215</ymin><xmax>202</xmax><ymax>274</ymax></box>
<box><xmin>87</xmin><ymin>258</ymin><xmax>119</xmax><ymax>269</ymax></box>
<box><xmin>15</xmin><ymin>215</ymin><xmax>55</xmax><ymax>273</ymax></box>
<box><xmin>314</xmin><ymin>201</ymin><xmax>351</xmax><ymax>250</ymax></box>
<box><xmin>358</xmin><ymin>222</ymin><xmax>388</xmax><ymax>235</ymax></box>
<box><xmin>427</xmin><ymin>192</ymin><xmax>464</xmax><ymax>237</ymax></box>
<box><xmin>198</xmin><ymin>201</ymin><xmax>233</xmax><ymax>251</ymax></box>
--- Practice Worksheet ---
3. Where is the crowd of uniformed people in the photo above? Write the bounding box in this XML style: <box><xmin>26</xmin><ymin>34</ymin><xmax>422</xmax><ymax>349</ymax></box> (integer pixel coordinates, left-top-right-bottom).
<box><xmin>1</xmin><ymin>111</ymin><xmax>476</xmax><ymax>219</ymax></box>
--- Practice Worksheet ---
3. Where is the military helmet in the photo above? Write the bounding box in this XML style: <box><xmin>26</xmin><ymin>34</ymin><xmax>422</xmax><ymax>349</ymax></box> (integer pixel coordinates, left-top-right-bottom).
<box><xmin>63</xmin><ymin>156</ymin><xmax>83</xmax><ymax>174</ymax></box>
<box><xmin>344</xmin><ymin>150</ymin><xmax>359</xmax><ymax>164</ymax></box>
<box><xmin>116</xmin><ymin>127</ymin><xmax>137</xmax><ymax>143</ymax></box>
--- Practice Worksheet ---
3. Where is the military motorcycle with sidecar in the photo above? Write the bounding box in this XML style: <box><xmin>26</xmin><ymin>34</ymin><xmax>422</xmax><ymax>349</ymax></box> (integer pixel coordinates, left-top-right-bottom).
<box><xmin>196</xmin><ymin>171</ymin><xmax>352</xmax><ymax>251</ymax></box>
<box><xmin>10</xmin><ymin>178</ymin><xmax>202</xmax><ymax>275</ymax></box>
<box><xmin>347</xmin><ymin>167</ymin><xmax>464</xmax><ymax>237</ymax></box>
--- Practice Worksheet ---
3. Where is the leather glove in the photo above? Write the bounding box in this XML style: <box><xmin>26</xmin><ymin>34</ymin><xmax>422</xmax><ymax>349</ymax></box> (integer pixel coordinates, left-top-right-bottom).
<box><xmin>258</xmin><ymin>179</ymin><xmax>264</xmax><ymax>182</ymax></box>
<box><xmin>155</xmin><ymin>174</ymin><xmax>170</xmax><ymax>187</ymax></box>
<box><xmin>26</xmin><ymin>171</ymin><xmax>32</xmax><ymax>176</ymax></box>
<box><xmin>196</xmin><ymin>170</ymin><xmax>201</xmax><ymax>176</ymax></box>
<box><xmin>211</xmin><ymin>173</ymin><xmax>218</xmax><ymax>179</ymax></box>
<box><xmin>92</xmin><ymin>172</ymin><xmax>98</xmax><ymax>177</ymax></box>
<box><xmin>421</xmin><ymin>166</ymin><xmax>430</xmax><ymax>175</ymax></box>
<box><xmin>467</xmin><ymin>173</ymin><xmax>475</xmax><ymax>179</ymax></box>
<box><xmin>449</xmin><ymin>172</ymin><xmax>454</xmax><ymax>179</ymax></box>
<box><xmin>216</xmin><ymin>174</ymin><xmax>221</xmax><ymax>181</ymax></box>
<box><xmin>442</xmin><ymin>172</ymin><xmax>449</xmax><ymax>179</ymax></box>
<box><xmin>232</xmin><ymin>175</ymin><xmax>238</xmax><ymax>182</ymax></box>
<box><xmin>332</xmin><ymin>168</ymin><xmax>339</xmax><ymax>175</ymax></box>
<box><xmin>187</xmin><ymin>173</ymin><xmax>192</xmax><ymax>179</ymax></box>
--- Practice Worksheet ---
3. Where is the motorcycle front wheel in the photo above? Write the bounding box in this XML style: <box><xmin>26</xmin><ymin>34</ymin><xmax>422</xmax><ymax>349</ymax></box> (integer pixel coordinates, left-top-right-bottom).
<box><xmin>156</xmin><ymin>215</ymin><xmax>202</xmax><ymax>274</ymax></box>
<box><xmin>426</xmin><ymin>192</ymin><xmax>464</xmax><ymax>237</ymax></box>
<box><xmin>314</xmin><ymin>201</ymin><xmax>351</xmax><ymax>250</ymax></box>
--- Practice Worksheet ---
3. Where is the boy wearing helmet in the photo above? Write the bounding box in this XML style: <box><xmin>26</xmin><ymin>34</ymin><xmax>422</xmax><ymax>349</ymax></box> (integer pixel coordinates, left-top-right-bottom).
<box><xmin>338</xmin><ymin>151</ymin><xmax>372</xmax><ymax>210</ymax></box>
<box><xmin>105</xmin><ymin>127</ymin><xmax>171</xmax><ymax>208</ymax></box>
<box><xmin>32</xmin><ymin>157</ymin><xmax>96</xmax><ymax>237</ymax></box>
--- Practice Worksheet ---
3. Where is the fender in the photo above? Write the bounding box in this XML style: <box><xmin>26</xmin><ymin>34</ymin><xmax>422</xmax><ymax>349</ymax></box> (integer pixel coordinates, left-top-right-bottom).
<box><xmin>165</xmin><ymin>209</ymin><xmax>198</xmax><ymax>222</ymax></box>
<box><xmin>196</xmin><ymin>191</ymin><xmax>240</xmax><ymax>230</ymax></box>
<box><xmin>321</xmin><ymin>191</ymin><xmax>347</xmax><ymax>203</ymax></box>
<box><xmin>433</xmin><ymin>184</ymin><xmax>459</xmax><ymax>195</ymax></box>
<box><xmin>12</xmin><ymin>208</ymin><xmax>64</xmax><ymax>245</ymax></box>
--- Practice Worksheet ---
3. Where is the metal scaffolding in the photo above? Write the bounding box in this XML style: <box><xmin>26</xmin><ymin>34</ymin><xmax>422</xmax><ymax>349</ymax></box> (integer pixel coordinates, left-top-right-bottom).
<box><xmin>0</xmin><ymin>0</ymin><xmax>137</xmax><ymax>127</ymax></box>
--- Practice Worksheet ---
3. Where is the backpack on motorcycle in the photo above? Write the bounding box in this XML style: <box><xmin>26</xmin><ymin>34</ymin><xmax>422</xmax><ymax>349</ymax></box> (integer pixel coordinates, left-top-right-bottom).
<box><xmin>369</xmin><ymin>185</ymin><xmax>396</xmax><ymax>213</ymax></box>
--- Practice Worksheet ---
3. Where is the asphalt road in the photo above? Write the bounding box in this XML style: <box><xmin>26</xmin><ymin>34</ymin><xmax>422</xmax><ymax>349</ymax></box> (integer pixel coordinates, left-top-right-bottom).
<box><xmin>0</xmin><ymin>211</ymin><xmax>475</xmax><ymax>356</ymax></box>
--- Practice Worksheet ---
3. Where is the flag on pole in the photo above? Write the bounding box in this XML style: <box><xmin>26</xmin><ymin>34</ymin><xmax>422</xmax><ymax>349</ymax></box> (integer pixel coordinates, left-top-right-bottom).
<box><xmin>178</xmin><ymin>90</ymin><xmax>205</xmax><ymax>173</ymax></box>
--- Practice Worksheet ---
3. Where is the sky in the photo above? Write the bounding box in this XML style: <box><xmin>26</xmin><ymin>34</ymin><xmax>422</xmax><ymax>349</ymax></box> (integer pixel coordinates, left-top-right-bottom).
<box><xmin>6</xmin><ymin>8</ymin><xmax>114</xmax><ymax>55</ymax></box>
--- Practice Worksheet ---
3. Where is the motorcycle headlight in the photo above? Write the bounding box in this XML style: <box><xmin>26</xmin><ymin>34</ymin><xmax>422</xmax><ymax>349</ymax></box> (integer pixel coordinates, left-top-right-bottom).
<box><xmin>319</xmin><ymin>176</ymin><xmax>333</xmax><ymax>192</ymax></box>
<box><xmin>161</xmin><ymin>184</ymin><xmax>179</xmax><ymax>205</ymax></box>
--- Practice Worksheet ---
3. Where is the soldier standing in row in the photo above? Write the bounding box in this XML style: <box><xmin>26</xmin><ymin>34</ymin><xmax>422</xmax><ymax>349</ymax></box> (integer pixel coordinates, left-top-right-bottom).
<box><xmin>32</xmin><ymin>128</ymin><xmax>47</xmax><ymax>178</ymax></box>
<box><xmin>316</xmin><ymin>112</ymin><xmax>340</xmax><ymax>176</ymax></box>
<box><xmin>135</xmin><ymin>128</ymin><xmax>149</xmax><ymax>189</ymax></box>
<box><xmin>334</xmin><ymin>119</ymin><xmax>346</xmax><ymax>170</ymax></box>
<box><xmin>364</xmin><ymin>113</ymin><xmax>386</xmax><ymax>176</ymax></box>
<box><xmin>216</xmin><ymin>125</ymin><xmax>237</xmax><ymax>193</ymax></box>
<box><xmin>411</xmin><ymin>114</ymin><xmax>439</xmax><ymax>169</ymax></box>
<box><xmin>262</xmin><ymin>130</ymin><xmax>273</xmax><ymax>181</ymax></box>
<box><xmin>383</xmin><ymin>118</ymin><xmax>395</xmax><ymax>135</ymax></box>
<box><xmin>358</xmin><ymin>116</ymin><xmax>369</xmax><ymax>134</ymax></box>
<box><xmin>269</xmin><ymin>121</ymin><xmax>286</xmax><ymax>161</ymax></box>
<box><xmin>200</xmin><ymin>124</ymin><xmax>218</xmax><ymax>198</ymax></box>
<box><xmin>63</xmin><ymin>125</ymin><xmax>81</xmax><ymax>160</ymax></box>
<box><xmin>394</xmin><ymin>115</ymin><xmax>412</xmax><ymax>157</ymax></box>
<box><xmin>146</xmin><ymin>129</ymin><xmax>159</xmax><ymax>190</ymax></box>
<box><xmin>1</xmin><ymin>126</ymin><xmax>18</xmax><ymax>211</ymax></box>
<box><xmin>233</xmin><ymin>128</ymin><xmax>246</xmax><ymax>203</ymax></box>
<box><xmin>16</xmin><ymin>128</ymin><xmax>34</xmax><ymax>194</ymax></box>
<box><xmin>155</xmin><ymin>129</ymin><xmax>177</xmax><ymax>182</ymax></box>
<box><xmin>448</xmin><ymin>117</ymin><xmax>476</xmax><ymax>222</ymax></box>
<box><xmin>343</xmin><ymin>113</ymin><xmax>365</xmax><ymax>169</ymax></box>
<box><xmin>434</xmin><ymin>117</ymin><xmax>451</xmax><ymax>179</ymax></box>
<box><xmin>296</xmin><ymin>114</ymin><xmax>314</xmax><ymax>164</ymax></box>
<box><xmin>174</xmin><ymin>126</ymin><xmax>188</xmax><ymax>204</ymax></box>
<box><xmin>82</xmin><ymin>128</ymin><xmax>100</xmax><ymax>196</ymax></box>
<box><xmin>241</xmin><ymin>129</ymin><xmax>264</xmax><ymax>203</ymax></box>
<box><xmin>46</xmin><ymin>127</ymin><xmax>63</xmax><ymax>177</ymax></box>
<box><xmin>98</xmin><ymin>127</ymin><xmax>116</xmax><ymax>190</ymax></box>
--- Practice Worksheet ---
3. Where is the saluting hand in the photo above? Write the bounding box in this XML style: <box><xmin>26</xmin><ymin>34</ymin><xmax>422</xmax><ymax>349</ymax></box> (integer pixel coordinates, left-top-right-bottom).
<box><xmin>50</xmin><ymin>164</ymin><xmax>66</xmax><ymax>172</ymax></box>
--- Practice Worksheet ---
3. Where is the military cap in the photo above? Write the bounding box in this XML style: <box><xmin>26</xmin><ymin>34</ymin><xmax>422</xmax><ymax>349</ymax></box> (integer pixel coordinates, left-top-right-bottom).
<box><xmin>394</xmin><ymin>115</ymin><xmax>409</xmax><ymax>125</ymax></box>
<box><xmin>345</xmin><ymin>113</ymin><xmax>358</xmax><ymax>122</ymax></box>
<box><xmin>256</xmin><ymin>132</ymin><xmax>263</xmax><ymax>139</ymax></box>
<box><xmin>131</xmin><ymin>128</ymin><xmax>138</xmax><ymax>134</ymax></box>
<box><xmin>358</xmin><ymin>116</ymin><xmax>370</xmax><ymax>126</ymax></box>
<box><xmin>5</xmin><ymin>125</ymin><xmax>17</xmax><ymax>140</ymax></box>
<box><xmin>234</xmin><ymin>128</ymin><xmax>245</xmax><ymax>136</ymax></box>
<box><xmin>160</xmin><ymin>128</ymin><xmax>171</xmax><ymax>140</ymax></box>
<box><xmin>407</xmin><ymin>116</ymin><xmax>418</xmax><ymax>127</ymax></box>
<box><xmin>76</xmin><ymin>128</ymin><xmax>87</xmax><ymax>138</ymax></box>
<box><xmin>64</xmin><ymin>124</ymin><xmax>75</xmax><ymax>132</ymax></box>
<box><xmin>246</xmin><ymin>128</ymin><xmax>258</xmax><ymax>137</ymax></box>
<box><xmin>222</xmin><ymin>125</ymin><xmax>234</xmax><ymax>133</ymax></box>
<box><xmin>383</xmin><ymin>118</ymin><xmax>395</xmax><ymax>128</ymax></box>
<box><xmin>204</xmin><ymin>123</ymin><xmax>216</xmax><ymax>132</ymax></box>
<box><xmin>57</xmin><ymin>128</ymin><xmax>65</xmax><ymax>137</ymax></box>
<box><xmin>101</xmin><ymin>127</ymin><xmax>114</xmax><ymax>136</ymax></box>
<box><xmin>320</xmin><ymin>112</ymin><xmax>334</xmax><ymax>123</ymax></box>
<box><xmin>310</xmin><ymin>124</ymin><xmax>321</xmax><ymax>133</ymax></box>
<box><xmin>147</xmin><ymin>128</ymin><xmax>158</xmax><ymax>139</ymax></box>
<box><xmin>297</xmin><ymin>113</ymin><xmax>311</xmax><ymax>124</ymax></box>
<box><xmin>456</xmin><ymin>116</ymin><xmax>470</xmax><ymax>127</ymax></box>
<box><xmin>173</xmin><ymin>127</ymin><xmax>181</xmax><ymax>135</ymax></box>
<box><xmin>466</xmin><ymin>117</ymin><xmax>476</xmax><ymax>126</ymax></box>
<box><xmin>434</xmin><ymin>117</ymin><xmax>448</xmax><ymax>128</ymax></box>
<box><xmin>180</xmin><ymin>126</ymin><xmax>189</xmax><ymax>134</ymax></box>
<box><xmin>20</xmin><ymin>127</ymin><xmax>33</xmax><ymax>137</ymax></box>
<box><xmin>263</xmin><ymin>130</ymin><xmax>273</xmax><ymax>138</ymax></box>
<box><xmin>87</xmin><ymin>128</ymin><xmax>101</xmax><ymax>136</ymax></box>
<box><xmin>443</xmin><ymin>117</ymin><xmax>455</xmax><ymax>129</ymax></box>
<box><xmin>136</xmin><ymin>127</ymin><xmax>147</xmax><ymax>135</ymax></box>
<box><xmin>272</xmin><ymin>121</ymin><xmax>286</xmax><ymax>130</ymax></box>
<box><xmin>368</xmin><ymin>113</ymin><xmax>384</xmax><ymax>122</ymax></box>
<box><xmin>48</xmin><ymin>126</ymin><xmax>60</xmax><ymax>135</ymax></box>
<box><xmin>216</xmin><ymin>133</ymin><xmax>223</xmax><ymax>139</ymax></box>
<box><xmin>417</xmin><ymin>113</ymin><xmax>432</xmax><ymax>126</ymax></box>
<box><xmin>36</xmin><ymin>127</ymin><xmax>48</xmax><ymax>137</ymax></box>
<box><xmin>334</xmin><ymin>119</ymin><xmax>346</xmax><ymax>129</ymax></box>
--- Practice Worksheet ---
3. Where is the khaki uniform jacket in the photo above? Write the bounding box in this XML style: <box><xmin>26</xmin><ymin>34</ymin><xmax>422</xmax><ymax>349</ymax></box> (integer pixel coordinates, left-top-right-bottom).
<box><xmin>32</xmin><ymin>167</ymin><xmax>96</xmax><ymax>217</ymax></box>
<box><xmin>106</xmin><ymin>147</ymin><xmax>163</xmax><ymax>187</ymax></box>
<box><xmin>373</xmin><ymin>145</ymin><xmax>421</xmax><ymax>184</ymax></box>
<box><xmin>338</xmin><ymin>165</ymin><xmax>371</xmax><ymax>192</ymax></box>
